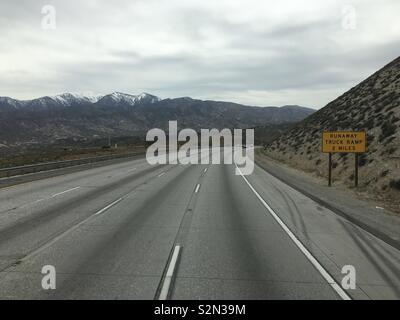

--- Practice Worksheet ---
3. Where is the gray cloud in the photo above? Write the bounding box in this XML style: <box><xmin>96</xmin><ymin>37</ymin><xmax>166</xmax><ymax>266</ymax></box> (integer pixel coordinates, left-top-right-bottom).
<box><xmin>0</xmin><ymin>0</ymin><xmax>399</xmax><ymax>108</ymax></box>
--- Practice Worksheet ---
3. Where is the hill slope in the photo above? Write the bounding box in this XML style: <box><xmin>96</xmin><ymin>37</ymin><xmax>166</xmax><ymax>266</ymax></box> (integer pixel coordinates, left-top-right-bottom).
<box><xmin>265</xmin><ymin>56</ymin><xmax>400</xmax><ymax>205</ymax></box>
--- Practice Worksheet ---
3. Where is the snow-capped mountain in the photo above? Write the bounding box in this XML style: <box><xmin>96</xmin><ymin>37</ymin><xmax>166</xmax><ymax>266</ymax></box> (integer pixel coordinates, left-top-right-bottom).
<box><xmin>0</xmin><ymin>92</ymin><xmax>160</xmax><ymax>110</ymax></box>
<box><xmin>96</xmin><ymin>92</ymin><xmax>161</xmax><ymax>107</ymax></box>
<box><xmin>50</xmin><ymin>93</ymin><xmax>104</xmax><ymax>106</ymax></box>
<box><xmin>0</xmin><ymin>97</ymin><xmax>21</xmax><ymax>109</ymax></box>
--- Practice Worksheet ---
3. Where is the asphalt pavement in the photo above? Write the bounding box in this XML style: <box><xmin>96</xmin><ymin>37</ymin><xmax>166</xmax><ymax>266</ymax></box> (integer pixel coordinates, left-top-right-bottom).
<box><xmin>0</xmin><ymin>151</ymin><xmax>398</xmax><ymax>299</ymax></box>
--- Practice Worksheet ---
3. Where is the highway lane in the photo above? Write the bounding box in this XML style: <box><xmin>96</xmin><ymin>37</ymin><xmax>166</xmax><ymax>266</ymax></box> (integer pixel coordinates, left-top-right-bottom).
<box><xmin>0</xmin><ymin>157</ymin><xmax>169</xmax><ymax>268</ymax></box>
<box><xmin>0</xmin><ymin>158</ymin><xmax>204</xmax><ymax>299</ymax></box>
<box><xmin>0</xmin><ymin>153</ymin><xmax>399</xmax><ymax>299</ymax></box>
<box><xmin>246</xmin><ymin>165</ymin><xmax>400</xmax><ymax>299</ymax></box>
<box><xmin>172</xmin><ymin>164</ymin><xmax>341</xmax><ymax>299</ymax></box>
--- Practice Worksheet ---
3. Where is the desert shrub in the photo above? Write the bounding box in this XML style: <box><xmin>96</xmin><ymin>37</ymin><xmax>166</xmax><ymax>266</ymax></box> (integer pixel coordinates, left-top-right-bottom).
<box><xmin>367</xmin><ymin>135</ymin><xmax>374</xmax><ymax>144</ymax></box>
<box><xmin>364</xmin><ymin>105</ymin><xmax>373</xmax><ymax>112</ymax></box>
<box><xmin>363</xmin><ymin>118</ymin><xmax>375</xmax><ymax>130</ymax></box>
<box><xmin>384</xmin><ymin>136</ymin><xmax>396</xmax><ymax>145</ymax></box>
<box><xmin>389</xmin><ymin>179</ymin><xmax>400</xmax><ymax>190</ymax></box>
<box><xmin>381</xmin><ymin>169</ymin><xmax>390</xmax><ymax>177</ymax></box>
<box><xmin>379</xmin><ymin>122</ymin><xmax>397</xmax><ymax>142</ymax></box>
<box><xmin>385</xmin><ymin>103</ymin><xmax>398</xmax><ymax>112</ymax></box>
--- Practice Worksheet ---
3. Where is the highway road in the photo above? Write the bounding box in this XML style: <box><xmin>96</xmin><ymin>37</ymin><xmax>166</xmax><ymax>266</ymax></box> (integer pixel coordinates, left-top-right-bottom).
<box><xmin>0</xmin><ymin>151</ymin><xmax>399</xmax><ymax>300</ymax></box>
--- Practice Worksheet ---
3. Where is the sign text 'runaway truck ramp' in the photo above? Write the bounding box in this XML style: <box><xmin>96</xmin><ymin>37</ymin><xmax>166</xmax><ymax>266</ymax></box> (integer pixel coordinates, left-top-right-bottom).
<box><xmin>322</xmin><ymin>131</ymin><xmax>366</xmax><ymax>153</ymax></box>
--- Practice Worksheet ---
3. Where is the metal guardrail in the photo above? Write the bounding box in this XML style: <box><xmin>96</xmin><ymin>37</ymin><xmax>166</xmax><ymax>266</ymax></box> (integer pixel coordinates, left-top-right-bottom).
<box><xmin>0</xmin><ymin>151</ymin><xmax>145</xmax><ymax>179</ymax></box>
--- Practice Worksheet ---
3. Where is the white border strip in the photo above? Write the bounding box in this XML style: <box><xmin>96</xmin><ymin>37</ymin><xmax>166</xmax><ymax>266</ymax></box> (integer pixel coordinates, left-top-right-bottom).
<box><xmin>235</xmin><ymin>165</ymin><xmax>351</xmax><ymax>300</ymax></box>
<box><xmin>159</xmin><ymin>245</ymin><xmax>181</xmax><ymax>300</ymax></box>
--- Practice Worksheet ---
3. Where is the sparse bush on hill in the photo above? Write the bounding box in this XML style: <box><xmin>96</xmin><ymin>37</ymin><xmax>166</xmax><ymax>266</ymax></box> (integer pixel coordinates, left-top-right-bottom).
<box><xmin>363</xmin><ymin>118</ymin><xmax>375</xmax><ymax>130</ymax></box>
<box><xmin>379</xmin><ymin>122</ymin><xmax>397</xmax><ymax>142</ymax></box>
<box><xmin>384</xmin><ymin>136</ymin><xmax>396</xmax><ymax>146</ymax></box>
<box><xmin>381</xmin><ymin>170</ymin><xmax>390</xmax><ymax>177</ymax></box>
<box><xmin>389</xmin><ymin>179</ymin><xmax>400</xmax><ymax>190</ymax></box>
<box><xmin>385</xmin><ymin>103</ymin><xmax>398</xmax><ymax>112</ymax></box>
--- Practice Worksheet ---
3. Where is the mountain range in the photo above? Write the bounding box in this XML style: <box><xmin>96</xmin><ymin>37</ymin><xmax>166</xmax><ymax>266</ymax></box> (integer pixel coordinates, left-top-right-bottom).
<box><xmin>0</xmin><ymin>92</ymin><xmax>314</xmax><ymax>148</ymax></box>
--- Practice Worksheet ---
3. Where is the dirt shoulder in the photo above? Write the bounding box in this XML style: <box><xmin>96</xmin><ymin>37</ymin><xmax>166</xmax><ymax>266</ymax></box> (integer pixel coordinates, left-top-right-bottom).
<box><xmin>255</xmin><ymin>148</ymin><xmax>400</xmax><ymax>250</ymax></box>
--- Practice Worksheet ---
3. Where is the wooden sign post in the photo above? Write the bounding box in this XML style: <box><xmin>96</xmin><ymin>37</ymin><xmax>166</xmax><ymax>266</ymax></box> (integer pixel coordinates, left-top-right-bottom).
<box><xmin>328</xmin><ymin>152</ymin><xmax>332</xmax><ymax>187</ymax></box>
<box><xmin>322</xmin><ymin>131</ymin><xmax>366</xmax><ymax>187</ymax></box>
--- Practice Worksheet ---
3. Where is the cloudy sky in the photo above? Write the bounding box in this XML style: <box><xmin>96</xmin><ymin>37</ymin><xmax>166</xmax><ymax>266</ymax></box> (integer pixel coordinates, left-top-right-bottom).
<box><xmin>0</xmin><ymin>0</ymin><xmax>399</xmax><ymax>109</ymax></box>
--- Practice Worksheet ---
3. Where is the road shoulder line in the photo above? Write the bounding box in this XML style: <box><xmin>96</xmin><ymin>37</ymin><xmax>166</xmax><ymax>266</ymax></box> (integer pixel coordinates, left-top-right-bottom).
<box><xmin>254</xmin><ymin>156</ymin><xmax>400</xmax><ymax>251</ymax></box>
<box><xmin>236</xmin><ymin>165</ymin><xmax>351</xmax><ymax>300</ymax></box>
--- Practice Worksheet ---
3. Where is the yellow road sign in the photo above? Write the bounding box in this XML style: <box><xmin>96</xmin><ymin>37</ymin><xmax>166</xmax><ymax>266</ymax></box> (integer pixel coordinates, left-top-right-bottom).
<box><xmin>322</xmin><ymin>131</ymin><xmax>366</xmax><ymax>153</ymax></box>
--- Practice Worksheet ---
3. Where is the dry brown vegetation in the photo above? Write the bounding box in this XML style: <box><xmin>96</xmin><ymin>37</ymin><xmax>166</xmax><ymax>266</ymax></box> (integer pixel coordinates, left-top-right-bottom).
<box><xmin>0</xmin><ymin>145</ymin><xmax>145</xmax><ymax>169</ymax></box>
<box><xmin>264</xmin><ymin>56</ymin><xmax>400</xmax><ymax>213</ymax></box>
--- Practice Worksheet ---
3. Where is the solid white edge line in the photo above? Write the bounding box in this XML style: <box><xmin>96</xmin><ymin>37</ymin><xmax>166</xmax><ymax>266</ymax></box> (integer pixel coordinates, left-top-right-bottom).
<box><xmin>51</xmin><ymin>186</ymin><xmax>81</xmax><ymax>198</ymax></box>
<box><xmin>195</xmin><ymin>183</ymin><xmax>200</xmax><ymax>193</ymax></box>
<box><xmin>235</xmin><ymin>165</ymin><xmax>351</xmax><ymax>301</ymax></box>
<box><xmin>159</xmin><ymin>245</ymin><xmax>181</xmax><ymax>300</ymax></box>
<box><xmin>21</xmin><ymin>197</ymin><xmax>124</xmax><ymax>261</ymax></box>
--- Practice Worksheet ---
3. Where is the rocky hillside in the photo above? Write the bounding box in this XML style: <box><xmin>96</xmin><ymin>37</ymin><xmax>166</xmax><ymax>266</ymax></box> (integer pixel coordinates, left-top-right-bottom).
<box><xmin>265</xmin><ymin>56</ymin><xmax>400</xmax><ymax>204</ymax></box>
<box><xmin>0</xmin><ymin>93</ymin><xmax>314</xmax><ymax>151</ymax></box>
